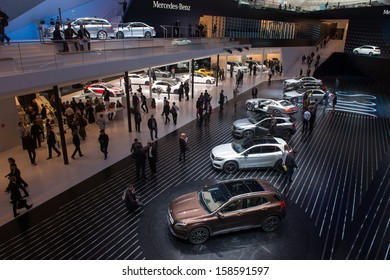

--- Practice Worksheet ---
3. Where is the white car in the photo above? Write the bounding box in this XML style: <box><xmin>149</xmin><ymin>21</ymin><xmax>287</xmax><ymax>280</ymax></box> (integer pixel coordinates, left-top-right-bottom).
<box><xmin>245</xmin><ymin>60</ymin><xmax>267</xmax><ymax>72</ymax></box>
<box><xmin>353</xmin><ymin>45</ymin><xmax>381</xmax><ymax>56</ymax></box>
<box><xmin>227</xmin><ymin>62</ymin><xmax>249</xmax><ymax>73</ymax></box>
<box><xmin>151</xmin><ymin>81</ymin><xmax>180</xmax><ymax>94</ymax></box>
<box><xmin>114</xmin><ymin>22</ymin><xmax>156</xmax><ymax>38</ymax></box>
<box><xmin>172</xmin><ymin>38</ymin><xmax>191</xmax><ymax>45</ymax></box>
<box><xmin>245</xmin><ymin>98</ymin><xmax>299</xmax><ymax>115</ymax></box>
<box><xmin>181</xmin><ymin>73</ymin><xmax>215</xmax><ymax>84</ymax></box>
<box><xmin>128</xmin><ymin>73</ymin><xmax>151</xmax><ymax>85</ymax></box>
<box><xmin>283</xmin><ymin>76</ymin><xmax>322</xmax><ymax>86</ymax></box>
<box><xmin>283</xmin><ymin>88</ymin><xmax>326</xmax><ymax>104</ymax></box>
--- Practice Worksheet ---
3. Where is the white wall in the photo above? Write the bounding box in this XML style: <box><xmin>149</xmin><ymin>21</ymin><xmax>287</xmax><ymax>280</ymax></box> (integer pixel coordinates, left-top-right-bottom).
<box><xmin>0</xmin><ymin>98</ymin><xmax>22</xmax><ymax>152</ymax></box>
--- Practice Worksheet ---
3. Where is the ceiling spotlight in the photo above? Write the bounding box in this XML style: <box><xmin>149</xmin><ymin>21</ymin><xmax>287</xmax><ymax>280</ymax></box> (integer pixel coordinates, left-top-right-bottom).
<box><xmin>224</xmin><ymin>48</ymin><xmax>232</xmax><ymax>54</ymax></box>
<box><xmin>244</xmin><ymin>46</ymin><xmax>250</xmax><ymax>50</ymax></box>
<box><xmin>236</xmin><ymin>48</ymin><xmax>243</xmax><ymax>52</ymax></box>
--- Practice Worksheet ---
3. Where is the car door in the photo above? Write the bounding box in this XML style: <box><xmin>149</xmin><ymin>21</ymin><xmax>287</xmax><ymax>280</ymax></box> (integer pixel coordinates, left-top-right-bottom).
<box><xmin>255</xmin><ymin>118</ymin><xmax>271</xmax><ymax>136</ymax></box>
<box><xmin>130</xmin><ymin>23</ymin><xmax>143</xmax><ymax>37</ymax></box>
<box><xmin>212</xmin><ymin>199</ymin><xmax>246</xmax><ymax>235</ymax></box>
<box><xmin>257</xmin><ymin>145</ymin><xmax>280</xmax><ymax>167</ymax></box>
<box><xmin>94</xmin><ymin>85</ymin><xmax>104</xmax><ymax>94</ymax></box>
<box><xmin>243</xmin><ymin>196</ymin><xmax>272</xmax><ymax>227</ymax></box>
<box><xmin>240</xmin><ymin>146</ymin><xmax>262</xmax><ymax>168</ymax></box>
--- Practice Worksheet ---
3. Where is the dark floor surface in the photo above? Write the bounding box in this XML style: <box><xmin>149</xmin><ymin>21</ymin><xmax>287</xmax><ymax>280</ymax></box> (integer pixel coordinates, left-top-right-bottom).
<box><xmin>0</xmin><ymin>79</ymin><xmax>389</xmax><ymax>260</ymax></box>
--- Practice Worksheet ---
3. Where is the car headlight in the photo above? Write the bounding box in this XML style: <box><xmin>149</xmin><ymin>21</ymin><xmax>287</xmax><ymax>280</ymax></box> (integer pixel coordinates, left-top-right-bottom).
<box><xmin>174</xmin><ymin>222</ymin><xmax>187</xmax><ymax>229</ymax></box>
<box><xmin>213</xmin><ymin>157</ymin><xmax>224</xmax><ymax>161</ymax></box>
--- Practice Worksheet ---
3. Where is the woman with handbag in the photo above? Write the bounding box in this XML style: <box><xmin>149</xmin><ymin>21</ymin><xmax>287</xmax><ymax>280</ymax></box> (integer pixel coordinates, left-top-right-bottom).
<box><xmin>8</xmin><ymin>176</ymin><xmax>33</xmax><ymax>218</ymax></box>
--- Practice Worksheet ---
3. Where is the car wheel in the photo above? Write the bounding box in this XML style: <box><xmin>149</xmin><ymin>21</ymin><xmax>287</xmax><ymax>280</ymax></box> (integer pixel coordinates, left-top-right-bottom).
<box><xmin>246</xmin><ymin>103</ymin><xmax>255</xmax><ymax>111</ymax></box>
<box><xmin>145</xmin><ymin>81</ymin><xmax>149</xmax><ymax>85</ymax></box>
<box><xmin>353</xmin><ymin>50</ymin><xmax>358</xmax><ymax>54</ymax></box>
<box><xmin>97</xmin><ymin>30</ymin><xmax>107</xmax><ymax>40</ymax></box>
<box><xmin>116</xmin><ymin>32</ymin><xmax>124</xmax><ymax>39</ymax></box>
<box><xmin>262</xmin><ymin>216</ymin><xmax>280</xmax><ymax>232</ymax></box>
<box><xmin>291</xmin><ymin>97</ymin><xmax>298</xmax><ymax>104</ymax></box>
<box><xmin>281</xmin><ymin>129</ymin><xmax>292</xmax><ymax>140</ymax></box>
<box><xmin>273</xmin><ymin>109</ymin><xmax>281</xmax><ymax>116</ymax></box>
<box><xmin>206</xmin><ymin>80</ymin><xmax>211</xmax><ymax>84</ymax></box>
<box><xmin>152</xmin><ymin>88</ymin><xmax>157</xmax><ymax>93</ymax></box>
<box><xmin>188</xmin><ymin>227</ymin><xmax>209</xmax><ymax>244</ymax></box>
<box><xmin>162</xmin><ymin>74</ymin><xmax>168</xmax><ymax>78</ymax></box>
<box><xmin>243</xmin><ymin>130</ymin><xmax>254</xmax><ymax>138</ymax></box>
<box><xmin>274</xmin><ymin>159</ymin><xmax>284</xmax><ymax>173</ymax></box>
<box><xmin>369</xmin><ymin>52</ymin><xmax>373</xmax><ymax>56</ymax></box>
<box><xmin>144</xmin><ymin>31</ymin><xmax>152</xmax><ymax>38</ymax></box>
<box><xmin>223</xmin><ymin>161</ymin><xmax>239</xmax><ymax>174</ymax></box>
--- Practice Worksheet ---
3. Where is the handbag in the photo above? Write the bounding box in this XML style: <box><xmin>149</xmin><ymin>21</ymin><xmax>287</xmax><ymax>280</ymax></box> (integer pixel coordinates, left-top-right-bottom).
<box><xmin>17</xmin><ymin>199</ymin><xmax>27</xmax><ymax>209</ymax></box>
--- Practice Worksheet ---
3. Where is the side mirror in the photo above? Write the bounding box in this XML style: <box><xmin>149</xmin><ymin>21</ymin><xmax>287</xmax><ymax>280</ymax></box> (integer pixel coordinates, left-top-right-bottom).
<box><xmin>217</xmin><ymin>212</ymin><xmax>224</xmax><ymax>219</ymax></box>
<box><xmin>243</xmin><ymin>152</ymin><xmax>248</xmax><ymax>157</ymax></box>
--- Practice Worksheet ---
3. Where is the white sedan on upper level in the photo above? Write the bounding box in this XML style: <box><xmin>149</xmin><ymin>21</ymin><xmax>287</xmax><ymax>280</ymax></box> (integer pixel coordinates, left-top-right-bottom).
<box><xmin>353</xmin><ymin>45</ymin><xmax>381</xmax><ymax>56</ymax></box>
<box><xmin>172</xmin><ymin>38</ymin><xmax>192</xmax><ymax>45</ymax></box>
<box><xmin>283</xmin><ymin>76</ymin><xmax>322</xmax><ymax>86</ymax></box>
<box><xmin>181</xmin><ymin>73</ymin><xmax>215</xmax><ymax>84</ymax></box>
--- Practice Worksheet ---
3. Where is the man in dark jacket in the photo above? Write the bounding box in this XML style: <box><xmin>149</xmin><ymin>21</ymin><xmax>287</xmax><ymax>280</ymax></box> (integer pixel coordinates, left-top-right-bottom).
<box><xmin>134</xmin><ymin>143</ymin><xmax>146</xmax><ymax>179</ymax></box>
<box><xmin>147</xmin><ymin>115</ymin><xmax>158</xmax><ymax>141</ymax></box>
<box><xmin>98</xmin><ymin>129</ymin><xmax>109</xmax><ymax>160</ymax></box>
<box><xmin>0</xmin><ymin>8</ymin><xmax>10</xmax><ymax>44</ymax></box>
<box><xmin>146</xmin><ymin>142</ymin><xmax>157</xmax><ymax>178</ymax></box>
<box><xmin>71</xmin><ymin>130</ymin><xmax>84</xmax><ymax>159</ymax></box>
<box><xmin>64</xmin><ymin>23</ymin><xmax>79</xmax><ymax>51</ymax></box>
<box><xmin>123</xmin><ymin>184</ymin><xmax>142</xmax><ymax>212</ymax></box>
<box><xmin>285</xmin><ymin>152</ymin><xmax>298</xmax><ymax>183</ymax></box>
<box><xmin>24</xmin><ymin>132</ymin><xmax>37</xmax><ymax>165</ymax></box>
<box><xmin>46</xmin><ymin>126</ymin><xmax>61</xmax><ymax>159</ymax></box>
<box><xmin>179</xmin><ymin>133</ymin><xmax>188</xmax><ymax>161</ymax></box>
<box><xmin>30</xmin><ymin>120</ymin><xmax>43</xmax><ymax>148</ymax></box>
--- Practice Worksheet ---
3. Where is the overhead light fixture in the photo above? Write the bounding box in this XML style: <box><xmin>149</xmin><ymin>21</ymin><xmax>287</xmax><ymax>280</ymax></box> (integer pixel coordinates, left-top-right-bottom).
<box><xmin>236</xmin><ymin>48</ymin><xmax>243</xmax><ymax>52</ymax></box>
<box><xmin>244</xmin><ymin>46</ymin><xmax>250</xmax><ymax>50</ymax></box>
<box><xmin>224</xmin><ymin>48</ymin><xmax>232</xmax><ymax>54</ymax></box>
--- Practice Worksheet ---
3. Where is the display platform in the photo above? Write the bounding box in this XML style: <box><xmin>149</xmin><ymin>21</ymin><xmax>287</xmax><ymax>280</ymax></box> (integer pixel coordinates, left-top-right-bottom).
<box><xmin>138</xmin><ymin>179</ymin><xmax>324</xmax><ymax>260</ymax></box>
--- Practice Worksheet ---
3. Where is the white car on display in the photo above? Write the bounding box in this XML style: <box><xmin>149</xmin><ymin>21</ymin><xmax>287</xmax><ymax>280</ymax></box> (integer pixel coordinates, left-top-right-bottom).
<box><xmin>114</xmin><ymin>22</ymin><xmax>156</xmax><ymax>38</ymax></box>
<box><xmin>245</xmin><ymin>98</ymin><xmax>299</xmax><ymax>115</ymax></box>
<box><xmin>151</xmin><ymin>81</ymin><xmax>180</xmax><ymax>94</ymax></box>
<box><xmin>227</xmin><ymin>61</ymin><xmax>249</xmax><ymax>73</ymax></box>
<box><xmin>353</xmin><ymin>45</ymin><xmax>381</xmax><ymax>56</ymax></box>
<box><xmin>181</xmin><ymin>73</ymin><xmax>215</xmax><ymax>84</ymax></box>
<box><xmin>245</xmin><ymin>60</ymin><xmax>267</xmax><ymax>72</ymax></box>
<box><xmin>128</xmin><ymin>73</ymin><xmax>151</xmax><ymax>85</ymax></box>
<box><xmin>283</xmin><ymin>88</ymin><xmax>326</xmax><ymax>104</ymax></box>
<box><xmin>171</xmin><ymin>38</ymin><xmax>192</xmax><ymax>45</ymax></box>
<box><xmin>283</xmin><ymin>76</ymin><xmax>322</xmax><ymax>86</ymax></box>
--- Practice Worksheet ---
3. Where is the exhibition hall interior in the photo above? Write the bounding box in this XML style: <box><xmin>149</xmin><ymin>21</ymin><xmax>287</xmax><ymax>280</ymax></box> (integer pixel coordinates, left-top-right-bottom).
<box><xmin>0</xmin><ymin>0</ymin><xmax>389</xmax><ymax>260</ymax></box>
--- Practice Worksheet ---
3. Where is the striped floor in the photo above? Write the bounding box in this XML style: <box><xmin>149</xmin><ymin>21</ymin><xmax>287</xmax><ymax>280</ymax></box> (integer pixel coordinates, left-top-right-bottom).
<box><xmin>0</xmin><ymin>80</ymin><xmax>388</xmax><ymax>260</ymax></box>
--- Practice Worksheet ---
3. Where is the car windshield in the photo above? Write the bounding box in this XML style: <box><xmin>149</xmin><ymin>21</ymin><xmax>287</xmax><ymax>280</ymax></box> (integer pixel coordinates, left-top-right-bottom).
<box><xmin>199</xmin><ymin>183</ymin><xmax>231</xmax><ymax>212</ymax></box>
<box><xmin>231</xmin><ymin>138</ymin><xmax>255</xmax><ymax>153</ymax></box>
<box><xmin>248</xmin><ymin>112</ymin><xmax>267</xmax><ymax>123</ymax></box>
<box><xmin>105</xmin><ymin>84</ymin><xmax>116</xmax><ymax>89</ymax></box>
<box><xmin>279</xmin><ymin>100</ymin><xmax>292</xmax><ymax>106</ymax></box>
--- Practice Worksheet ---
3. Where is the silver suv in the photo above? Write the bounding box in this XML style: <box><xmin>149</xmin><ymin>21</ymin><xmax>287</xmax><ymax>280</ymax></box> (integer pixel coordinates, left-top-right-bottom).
<box><xmin>210</xmin><ymin>137</ymin><xmax>287</xmax><ymax>173</ymax></box>
<box><xmin>49</xmin><ymin>17</ymin><xmax>114</xmax><ymax>40</ymax></box>
<box><xmin>232</xmin><ymin>113</ymin><xmax>296</xmax><ymax>140</ymax></box>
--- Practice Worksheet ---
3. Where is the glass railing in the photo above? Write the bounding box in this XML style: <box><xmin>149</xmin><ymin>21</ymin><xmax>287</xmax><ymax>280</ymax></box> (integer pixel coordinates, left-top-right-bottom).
<box><xmin>0</xmin><ymin>37</ymin><xmax>236</xmax><ymax>78</ymax></box>
<box><xmin>237</xmin><ymin>0</ymin><xmax>383</xmax><ymax>12</ymax></box>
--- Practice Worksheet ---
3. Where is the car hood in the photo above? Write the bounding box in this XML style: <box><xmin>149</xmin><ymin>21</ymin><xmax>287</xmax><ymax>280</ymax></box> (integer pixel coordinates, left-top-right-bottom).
<box><xmin>170</xmin><ymin>192</ymin><xmax>208</xmax><ymax>221</ymax></box>
<box><xmin>211</xmin><ymin>143</ymin><xmax>236</xmax><ymax>158</ymax></box>
<box><xmin>233</xmin><ymin>118</ymin><xmax>254</xmax><ymax>128</ymax></box>
<box><xmin>283</xmin><ymin>91</ymin><xmax>301</xmax><ymax>97</ymax></box>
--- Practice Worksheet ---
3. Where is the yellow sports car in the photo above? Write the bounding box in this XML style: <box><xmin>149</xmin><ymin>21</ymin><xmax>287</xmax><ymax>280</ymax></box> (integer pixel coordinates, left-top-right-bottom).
<box><xmin>195</xmin><ymin>68</ymin><xmax>214</xmax><ymax>76</ymax></box>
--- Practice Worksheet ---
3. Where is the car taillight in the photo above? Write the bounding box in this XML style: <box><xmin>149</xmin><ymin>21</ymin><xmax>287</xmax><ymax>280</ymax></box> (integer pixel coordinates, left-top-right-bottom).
<box><xmin>280</xmin><ymin>200</ymin><xmax>285</xmax><ymax>209</ymax></box>
<box><xmin>286</xmin><ymin>108</ymin><xmax>291</xmax><ymax>112</ymax></box>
